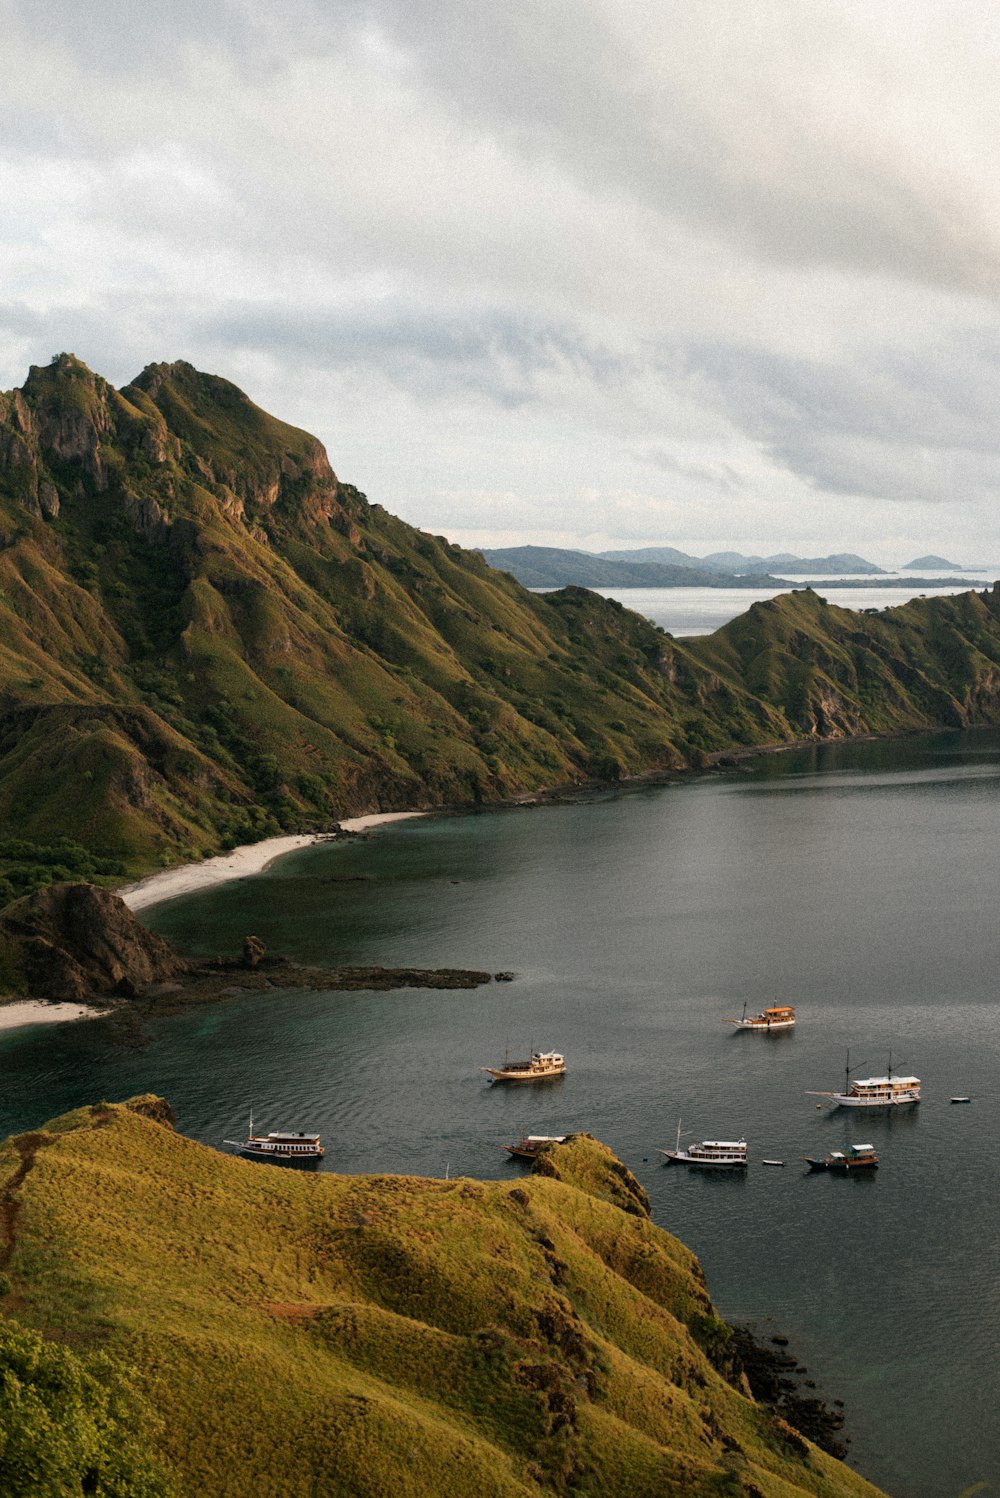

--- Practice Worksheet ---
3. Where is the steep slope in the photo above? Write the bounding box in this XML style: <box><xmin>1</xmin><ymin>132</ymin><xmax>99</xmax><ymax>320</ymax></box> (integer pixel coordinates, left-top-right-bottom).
<box><xmin>0</xmin><ymin>1098</ymin><xmax>887</xmax><ymax>1498</ymax></box>
<box><xmin>1</xmin><ymin>355</ymin><xmax>1000</xmax><ymax>895</ymax></box>
<box><xmin>684</xmin><ymin>587</ymin><xmax>1000</xmax><ymax>739</ymax></box>
<box><xmin>0</xmin><ymin>356</ymin><xmax>765</xmax><ymax>883</ymax></box>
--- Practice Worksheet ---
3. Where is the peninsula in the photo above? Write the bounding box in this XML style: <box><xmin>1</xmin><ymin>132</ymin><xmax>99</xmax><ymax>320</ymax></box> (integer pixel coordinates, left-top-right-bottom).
<box><xmin>0</xmin><ymin>1095</ymin><xmax>889</xmax><ymax>1497</ymax></box>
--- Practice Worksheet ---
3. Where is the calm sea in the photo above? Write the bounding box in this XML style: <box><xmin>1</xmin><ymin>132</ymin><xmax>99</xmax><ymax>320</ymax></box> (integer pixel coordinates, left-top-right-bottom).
<box><xmin>4</xmin><ymin>729</ymin><xmax>1000</xmax><ymax>1497</ymax></box>
<box><xmin>593</xmin><ymin>575</ymin><xmax>994</xmax><ymax>635</ymax></box>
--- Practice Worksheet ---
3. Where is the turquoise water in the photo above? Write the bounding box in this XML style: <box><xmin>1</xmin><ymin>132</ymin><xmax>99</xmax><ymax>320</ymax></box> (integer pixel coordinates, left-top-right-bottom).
<box><xmin>5</xmin><ymin>729</ymin><xmax>1000</xmax><ymax>1496</ymax></box>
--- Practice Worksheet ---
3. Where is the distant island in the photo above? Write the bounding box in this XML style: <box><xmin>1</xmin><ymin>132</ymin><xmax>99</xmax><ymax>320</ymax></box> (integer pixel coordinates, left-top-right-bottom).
<box><xmin>480</xmin><ymin>544</ymin><xmax>983</xmax><ymax>593</ymax></box>
<box><xmin>903</xmin><ymin>554</ymin><xmax>961</xmax><ymax>570</ymax></box>
<box><xmin>597</xmin><ymin>546</ymin><xmax>887</xmax><ymax>576</ymax></box>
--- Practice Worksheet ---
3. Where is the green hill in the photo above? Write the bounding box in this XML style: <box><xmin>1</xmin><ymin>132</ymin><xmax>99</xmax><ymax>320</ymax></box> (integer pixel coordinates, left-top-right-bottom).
<box><xmin>1</xmin><ymin>354</ymin><xmax>1000</xmax><ymax>898</ymax></box>
<box><xmin>0</xmin><ymin>1096</ymin><xmax>887</xmax><ymax>1498</ymax></box>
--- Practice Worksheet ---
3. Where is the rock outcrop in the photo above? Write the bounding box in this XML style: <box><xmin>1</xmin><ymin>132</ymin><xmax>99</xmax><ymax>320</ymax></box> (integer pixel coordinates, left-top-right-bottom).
<box><xmin>0</xmin><ymin>883</ymin><xmax>187</xmax><ymax>1000</ymax></box>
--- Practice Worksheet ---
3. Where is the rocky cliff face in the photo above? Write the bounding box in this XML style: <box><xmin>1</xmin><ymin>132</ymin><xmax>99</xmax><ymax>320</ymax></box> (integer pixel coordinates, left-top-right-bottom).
<box><xmin>0</xmin><ymin>883</ymin><xmax>187</xmax><ymax>999</ymax></box>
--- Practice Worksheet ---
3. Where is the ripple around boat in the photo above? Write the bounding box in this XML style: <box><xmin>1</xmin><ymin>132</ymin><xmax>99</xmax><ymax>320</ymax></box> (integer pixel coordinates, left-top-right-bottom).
<box><xmin>723</xmin><ymin>1002</ymin><xmax>796</xmax><ymax>1031</ymax></box>
<box><xmin>659</xmin><ymin>1121</ymin><xmax>748</xmax><ymax>1168</ymax></box>
<box><xmin>480</xmin><ymin>1049</ymin><xmax>566</xmax><ymax>1083</ymax></box>
<box><xmin>807</xmin><ymin>1052</ymin><xmax>920</xmax><ymax>1108</ymax></box>
<box><xmin>223</xmin><ymin>1114</ymin><xmax>324</xmax><ymax>1166</ymax></box>
<box><xmin>803</xmin><ymin>1144</ymin><xmax>879</xmax><ymax>1172</ymax></box>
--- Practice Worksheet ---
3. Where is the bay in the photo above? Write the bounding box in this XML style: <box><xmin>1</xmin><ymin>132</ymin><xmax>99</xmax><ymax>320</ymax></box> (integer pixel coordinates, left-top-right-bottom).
<box><xmin>4</xmin><ymin>728</ymin><xmax>1000</xmax><ymax>1495</ymax></box>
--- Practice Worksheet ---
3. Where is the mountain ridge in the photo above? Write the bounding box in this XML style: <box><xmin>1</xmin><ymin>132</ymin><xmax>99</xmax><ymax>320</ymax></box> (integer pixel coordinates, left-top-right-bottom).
<box><xmin>1</xmin><ymin>354</ymin><xmax>1000</xmax><ymax>900</ymax></box>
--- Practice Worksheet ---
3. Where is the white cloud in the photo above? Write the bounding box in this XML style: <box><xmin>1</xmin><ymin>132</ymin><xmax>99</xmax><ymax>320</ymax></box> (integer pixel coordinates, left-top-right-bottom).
<box><xmin>3</xmin><ymin>0</ymin><xmax>1000</xmax><ymax>562</ymax></box>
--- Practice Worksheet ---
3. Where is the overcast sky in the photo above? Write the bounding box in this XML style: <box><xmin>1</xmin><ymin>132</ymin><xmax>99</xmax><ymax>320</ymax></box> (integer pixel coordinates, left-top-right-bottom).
<box><xmin>4</xmin><ymin>2</ymin><xmax>1000</xmax><ymax>563</ymax></box>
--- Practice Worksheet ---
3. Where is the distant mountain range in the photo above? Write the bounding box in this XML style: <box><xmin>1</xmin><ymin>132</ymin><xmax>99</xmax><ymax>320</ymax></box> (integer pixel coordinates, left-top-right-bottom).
<box><xmin>597</xmin><ymin>546</ymin><xmax>887</xmax><ymax>575</ymax></box>
<box><xmin>480</xmin><ymin>545</ymin><xmax>976</xmax><ymax>591</ymax></box>
<box><xmin>476</xmin><ymin>546</ymin><xmax>793</xmax><ymax>590</ymax></box>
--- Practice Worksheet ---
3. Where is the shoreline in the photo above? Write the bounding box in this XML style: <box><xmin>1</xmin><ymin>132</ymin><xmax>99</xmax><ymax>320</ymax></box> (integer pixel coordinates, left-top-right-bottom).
<box><xmin>115</xmin><ymin>733</ymin><xmax>897</xmax><ymax>918</ymax></box>
<box><xmin>118</xmin><ymin>812</ymin><xmax>427</xmax><ymax>913</ymax></box>
<box><xmin>0</xmin><ymin>1000</ymin><xmax>104</xmax><ymax>1031</ymax></box>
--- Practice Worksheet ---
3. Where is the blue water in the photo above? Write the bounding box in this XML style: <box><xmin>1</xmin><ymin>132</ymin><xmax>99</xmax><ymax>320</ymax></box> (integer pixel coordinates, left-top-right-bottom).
<box><xmin>4</xmin><ymin>728</ymin><xmax>1000</xmax><ymax>1497</ymax></box>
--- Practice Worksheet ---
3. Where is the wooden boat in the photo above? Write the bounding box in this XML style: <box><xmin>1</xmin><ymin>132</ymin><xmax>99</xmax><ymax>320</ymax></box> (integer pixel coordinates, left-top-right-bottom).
<box><xmin>723</xmin><ymin>1002</ymin><xmax>796</xmax><ymax>1031</ymax></box>
<box><xmin>807</xmin><ymin>1050</ymin><xmax>920</xmax><ymax>1109</ymax></box>
<box><xmin>503</xmin><ymin>1132</ymin><xmax>567</xmax><ymax>1159</ymax></box>
<box><xmin>224</xmin><ymin>1112</ymin><xmax>324</xmax><ymax>1165</ymax></box>
<box><xmin>803</xmin><ymin>1143</ymin><xmax>879</xmax><ymax>1172</ymax></box>
<box><xmin>659</xmin><ymin>1120</ymin><xmax>748</xmax><ymax>1168</ymax></box>
<box><xmin>481</xmin><ymin>1049</ymin><xmax>565</xmax><ymax>1083</ymax></box>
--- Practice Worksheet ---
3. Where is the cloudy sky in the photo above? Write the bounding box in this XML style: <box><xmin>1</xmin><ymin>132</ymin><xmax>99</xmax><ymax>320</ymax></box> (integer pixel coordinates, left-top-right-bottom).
<box><xmin>4</xmin><ymin>1</ymin><xmax>1000</xmax><ymax>562</ymax></box>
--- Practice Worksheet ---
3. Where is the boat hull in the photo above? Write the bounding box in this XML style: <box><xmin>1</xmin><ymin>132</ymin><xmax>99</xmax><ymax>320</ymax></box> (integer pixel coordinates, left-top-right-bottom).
<box><xmin>832</xmin><ymin>1094</ymin><xmax>919</xmax><ymax>1107</ymax></box>
<box><xmin>482</xmin><ymin>1069</ymin><xmax>565</xmax><ymax>1083</ymax></box>
<box><xmin>236</xmin><ymin>1148</ymin><xmax>323</xmax><ymax>1168</ymax></box>
<box><xmin>729</xmin><ymin>1019</ymin><xmax>795</xmax><ymax>1031</ymax></box>
<box><xmin>805</xmin><ymin>1158</ymin><xmax>878</xmax><ymax>1171</ymax></box>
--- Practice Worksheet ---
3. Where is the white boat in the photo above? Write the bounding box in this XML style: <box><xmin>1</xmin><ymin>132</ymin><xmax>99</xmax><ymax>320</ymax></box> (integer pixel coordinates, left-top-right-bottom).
<box><xmin>723</xmin><ymin>1002</ymin><xmax>796</xmax><ymax>1031</ymax></box>
<box><xmin>480</xmin><ymin>1049</ymin><xmax>566</xmax><ymax>1083</ymax></box>
<box><xmin>807</xmin><ymin>1051</ymin><xmax>920</xmax><ymax>1109</ymax></box>
<box><xmin>503</xmin><ymin>1132</ymin><xmax>567</xmax><ymax>1159</ymax></box>
<box><xmin>659</xmin><ymin>1121</ymin><xmax>748</xmax><ymax>1168</ymax></box>
<box><xmin>224</xmin><ymin>1112</ymin><xmax>324</xmax><ymax>1165</ymax></box>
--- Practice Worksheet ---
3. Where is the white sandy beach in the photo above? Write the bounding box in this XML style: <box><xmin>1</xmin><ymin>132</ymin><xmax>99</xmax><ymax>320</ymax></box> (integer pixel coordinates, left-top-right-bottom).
<box><xmin>0</xmin><ymin>1000</ymin><xmax>103</xmax><ymax>1031</ymax></box>
<box><xmin>119</xmin><ymin>811</ymin><xmax>426</xmax><ymax>913</ymax></box>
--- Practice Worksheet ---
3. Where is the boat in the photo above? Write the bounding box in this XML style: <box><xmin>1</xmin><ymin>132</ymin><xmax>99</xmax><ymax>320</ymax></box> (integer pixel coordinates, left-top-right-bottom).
<box><xmin>803</xmin><ymin>1143</ymin><xmax>879</xmax><ymax>1172</ymax></box>
<box><xmin>480</xmin><ymin>1049</ymin><xmax>566</xmax><ymax>1083</ymax></box>
<box><xmin>723</xmin><ymin>1001</ymin><xmax>796</xmax><ymax>1031</ymax></box>
<box><xmin>659</xmin><ymin>1121</ymin><xmax>748</xmax><ymax>1168</ymax></box>
<box><xmin>224</xmin><ymin>1112</ymin><xmax>324</xmax><ymax>1165</ymax></box>
<box><xmin>762</xmin><ymin>1159</ymin><xmax>785</xmax><ymax>1167</ymax></box>
<box><xmin>806</xmin><ymin>1050</ymin><xmax>920</xmax><ymax>1108</ymax></box>
<box><xmin>950</xmin><ymin>1096</ymin><xmax>972</xmax><ymax>1104</ymax></box>
<box><xmin>503</xmin><ymin>1132</ymin><xmax>567</xmax><ymax>1159</ymax></box>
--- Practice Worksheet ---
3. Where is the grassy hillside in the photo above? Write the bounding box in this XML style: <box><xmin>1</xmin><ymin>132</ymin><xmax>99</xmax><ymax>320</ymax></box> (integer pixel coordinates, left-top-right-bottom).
<box><xmin>683</xmin><ymin>587</ymin><xmax>1000</xmax><ymax>739</ymax></box>
<box><xmin>0</xmin><ymin>1097</ymin><xmax>887</xmax><ymax>1498</ymax></box>
<box><xmin>1</xmin><ymin>354</ymin><xmax>999</xmax><ymax>895</ymax></box>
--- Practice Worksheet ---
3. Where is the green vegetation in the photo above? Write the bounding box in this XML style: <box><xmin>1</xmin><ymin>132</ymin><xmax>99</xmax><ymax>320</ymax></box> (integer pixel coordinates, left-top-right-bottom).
<box><xmin>0</xmin><ymin>1317</ymin><xmax>174</xmax><ymax>1496</ymax></box>
<box><xmin>1</xmin><ymin>354</ymin><xmax>999</xmax><ymax>891</ymax></box>
<box><xmin>0</xmin><ymin>1098</ymin><xmax>886</xmax><ymax>1497</ymax></box>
